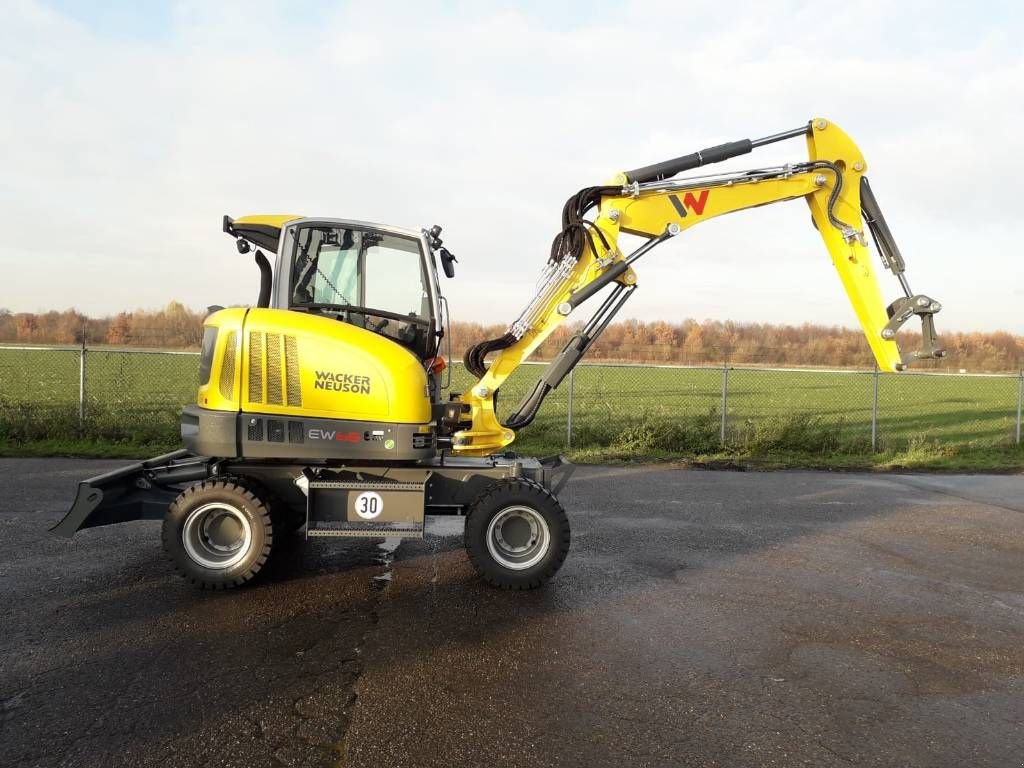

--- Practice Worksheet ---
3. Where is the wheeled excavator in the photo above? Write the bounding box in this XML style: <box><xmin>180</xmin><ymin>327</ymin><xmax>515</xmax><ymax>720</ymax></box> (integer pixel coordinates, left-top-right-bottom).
<box><xmin>53</xmin><ymin>118</ymin><xmax>944</xmax><ymax>589</ymax></box>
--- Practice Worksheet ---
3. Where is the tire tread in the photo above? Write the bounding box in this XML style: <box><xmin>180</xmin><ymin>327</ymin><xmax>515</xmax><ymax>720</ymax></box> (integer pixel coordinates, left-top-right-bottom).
<box><xmin>464</xmin><ymin>477</ymin><xmax>570</xmax><ymax>590</ymax></box>
<box><xmin>161</xmin><ymin>476</ymin><xmax>277</xmax><ymax>590</ymax></box>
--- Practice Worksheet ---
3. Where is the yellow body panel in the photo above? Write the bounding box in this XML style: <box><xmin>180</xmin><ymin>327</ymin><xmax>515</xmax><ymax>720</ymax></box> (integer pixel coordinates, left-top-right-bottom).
<box><xmin>197</xmin><ymin>307</ymin><xmax>247</xmax><ymax>412</ymax></box>
<box><xmin>454</xmin><ymin>117</ymin><xmax>908</xmax><ymax>454</ymax></box>
<box><xmin>233</xmin><ymin>214</ymin><xmax>302</xmax><ymax>229</ymax></box>
<box><xmin>199</xmin><ymin>308</ymin><xmax>430</xmax><ymax>425</ymax></box>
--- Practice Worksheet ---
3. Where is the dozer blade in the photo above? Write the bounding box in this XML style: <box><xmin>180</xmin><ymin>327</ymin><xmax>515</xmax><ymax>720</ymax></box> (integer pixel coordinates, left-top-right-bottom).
<box><xmin>51</xmin><ymin>449</ymin><xmax>211</xmax><ymax>537</ymax></box>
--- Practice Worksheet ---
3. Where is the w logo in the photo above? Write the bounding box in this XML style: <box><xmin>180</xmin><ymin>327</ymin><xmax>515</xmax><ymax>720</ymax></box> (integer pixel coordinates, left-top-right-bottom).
<box><xmin>668</xmin><ymin>190</ymin><xmax>710</xmax><ymax>217</ymax></box>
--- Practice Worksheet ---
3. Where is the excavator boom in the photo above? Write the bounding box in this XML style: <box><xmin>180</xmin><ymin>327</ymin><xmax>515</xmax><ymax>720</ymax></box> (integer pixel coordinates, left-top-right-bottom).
<box><xmin>453</xmin><ymin>118</ymin><xmax>944</xmax><ymax>455</ymax></box>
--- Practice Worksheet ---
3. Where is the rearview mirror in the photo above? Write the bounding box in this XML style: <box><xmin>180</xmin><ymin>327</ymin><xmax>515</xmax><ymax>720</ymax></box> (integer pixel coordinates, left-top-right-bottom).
<box><xmin>439</xmin><ymin>247</ymin><xmax>457</xmax><ymax>278</ymax></box>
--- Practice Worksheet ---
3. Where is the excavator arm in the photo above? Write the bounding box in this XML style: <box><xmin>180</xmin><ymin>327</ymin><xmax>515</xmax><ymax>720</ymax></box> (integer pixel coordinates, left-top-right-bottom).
<box><xmin>451</xmin><ymin>118</ymin><xmax>944</xmax><ymax>455</ymax></box>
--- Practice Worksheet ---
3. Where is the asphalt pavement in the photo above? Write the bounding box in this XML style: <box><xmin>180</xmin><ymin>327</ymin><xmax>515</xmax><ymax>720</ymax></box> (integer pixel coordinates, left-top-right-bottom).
<box><xmin>1</xmin><ymin>459</ymin><xmax>1022</xmax><ymax>767</ymax></box>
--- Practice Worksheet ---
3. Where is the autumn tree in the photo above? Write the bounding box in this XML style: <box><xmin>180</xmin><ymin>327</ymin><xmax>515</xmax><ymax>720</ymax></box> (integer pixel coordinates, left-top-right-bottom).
<box><xmin>16</xmin><ymin>314</ymin><xmax>38</xmax><ymax>342</ymax></box>
<box><xmin>107</xmin><ymin>313</ymin><xmax>132</xmax><ymax>345</ymax></box>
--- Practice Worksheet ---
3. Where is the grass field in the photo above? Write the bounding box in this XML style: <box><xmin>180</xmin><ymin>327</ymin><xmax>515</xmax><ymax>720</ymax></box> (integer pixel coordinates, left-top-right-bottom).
<box><xmin>1</xmin><ymin>346</ymin><xmax>1021</xmax><ymax>470</ymax></box>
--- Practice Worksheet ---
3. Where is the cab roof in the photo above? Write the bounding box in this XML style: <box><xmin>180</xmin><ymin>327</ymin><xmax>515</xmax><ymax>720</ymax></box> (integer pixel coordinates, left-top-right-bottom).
<box><xmin>223</xmin><ymin>214</ymin><xmax>427</xmax><ymax>254</ymax></box>
<box><xmin>223</xmin><ymin>214</ymin><xmax>300</xmax><ymax>254</ymax></box>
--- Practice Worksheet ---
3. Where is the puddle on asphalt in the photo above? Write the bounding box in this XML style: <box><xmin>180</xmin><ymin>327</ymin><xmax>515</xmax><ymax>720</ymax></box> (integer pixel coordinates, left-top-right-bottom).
<box><xmin>372</xmin><ymin>538</ymin><xmax>401</xmax><ymax>590</ymax></box>
<box><xmin>369</xmin><ymin>518</ymin><xmax>465</xmax><ymax>590</ymax></box>
<box><xmin>377</xmin><ymin>538</ymin><xmax>402</xmax><ymax>556</ymax></box>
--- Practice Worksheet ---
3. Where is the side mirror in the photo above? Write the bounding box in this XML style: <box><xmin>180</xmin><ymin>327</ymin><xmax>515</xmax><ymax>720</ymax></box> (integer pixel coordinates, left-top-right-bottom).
<box><xmin>439</xmin><ymin>247</ymin><xmax>457</xmax><ymax>278</ymax></box>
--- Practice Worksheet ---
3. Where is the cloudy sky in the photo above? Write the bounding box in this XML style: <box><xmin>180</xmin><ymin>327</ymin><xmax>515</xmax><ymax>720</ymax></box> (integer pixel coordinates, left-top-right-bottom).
<box><xmin>1</xmin><ymin>0</ymin><xmax>1021</xmax><ymax>332</ymax></box>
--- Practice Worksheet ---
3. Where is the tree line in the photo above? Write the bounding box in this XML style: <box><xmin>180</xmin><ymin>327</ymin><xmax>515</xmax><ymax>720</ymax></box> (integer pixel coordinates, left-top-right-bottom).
<box><xmin>0</xmin><ymin>303</ymin><xmax>205</xmax><ymax>348</ymax></box>
<box><xmin>1</xmin><ymin>304</ymin><xmax>1021</xmax><ymax>373</ymax></box>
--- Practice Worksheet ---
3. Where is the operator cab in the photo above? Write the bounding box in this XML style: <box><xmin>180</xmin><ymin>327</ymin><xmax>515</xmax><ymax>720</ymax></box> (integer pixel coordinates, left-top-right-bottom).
<box><xmin>284</xmin><ymin>223</ymin><xmax>436</xmax><ymax>359</ymax></box>
<box><xmin>224</xmin><ymin>215</ymin><xmax>449</xmax><ymax>362</ymax></box>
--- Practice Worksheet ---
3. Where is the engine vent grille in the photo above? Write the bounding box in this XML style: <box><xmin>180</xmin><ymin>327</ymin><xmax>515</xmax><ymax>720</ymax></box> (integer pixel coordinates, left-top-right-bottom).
<box><xmin>247</xmin><ymin>331</ymin><xmax>301</xmax><ymax>407</ymax></box>
<box><xmin>285</xmin><ymin>335</ymin><xmax>302</xmax><ymax>407</ymax></box>
<box><xmin>218</xmin><ymin>331</ymin><xmax>237</xmax><ymax>400</ymax></box>
<box><xmin>248</xmin><ymin>331</ymin><xmax>264</xmax><ymax>402</ymax></box>
<box><xmin>266</xmin><ymin>332</ymin><xmax>283</xmax><ymax>405</ymax></box>
<box><xmin>267</xmin><ymin>419</ymin><xmax>285</xmax><ymax>442</ymax></box>
<box><xmin>246</xmin><ymin>419</ymin><xmax>309</xmax><ymax>444</ymax></box>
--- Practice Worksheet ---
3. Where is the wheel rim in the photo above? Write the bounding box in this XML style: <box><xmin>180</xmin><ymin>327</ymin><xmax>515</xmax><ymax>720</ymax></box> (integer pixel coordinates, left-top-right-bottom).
<box><xmin>182</xmin><ymin>503</ymin><xmax>253</xmax><ymax>570</ymax></box>
<box><xmin>485</xmin><ymin>505</ymin><xmax>550</xmax><ymax>571</ymax></box>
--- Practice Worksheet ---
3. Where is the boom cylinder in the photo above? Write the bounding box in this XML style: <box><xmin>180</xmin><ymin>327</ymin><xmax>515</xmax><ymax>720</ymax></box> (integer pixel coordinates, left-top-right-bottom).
<box><xmin>624</xmin><ymin>123</ymin><xmax>811</xmax><ymax>184</ymax></box>
<box><xmin>624</xmin><ymin>140</ymin><xmax>753</xmax><ymax>184</ymax></box>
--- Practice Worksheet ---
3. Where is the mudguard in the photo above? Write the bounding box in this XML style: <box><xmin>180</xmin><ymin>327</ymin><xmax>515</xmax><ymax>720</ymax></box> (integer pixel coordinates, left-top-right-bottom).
<box><xmin>51</xmin><ymin>450</ymin><xmax>213</xmax><ymax>537</ymax></box>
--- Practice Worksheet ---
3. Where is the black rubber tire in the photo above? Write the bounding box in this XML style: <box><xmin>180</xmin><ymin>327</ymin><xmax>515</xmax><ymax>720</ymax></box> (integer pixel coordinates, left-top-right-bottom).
<box><xmin>280</xmin><ymin>507</ymin><xmax>307</xmax><ymax>536</ymax></box>
<box><xmin>464</xmin><ymin>478</ymin><xmax>570</xmax><ymax>590</ymax></box>
<box><xmin>269</xmin><ymin>506</ymin><xmax>306</xmax><ymax>551</ymax></box>
<box><xmin>162</xmin><ymin>478</ymin><xmax>275</xmax><ymax>590</ymax></box>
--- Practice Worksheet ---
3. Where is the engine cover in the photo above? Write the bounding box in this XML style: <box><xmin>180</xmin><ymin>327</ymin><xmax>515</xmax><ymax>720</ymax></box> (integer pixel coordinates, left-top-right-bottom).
<box><xmin>188</xmin><ymin>307</ymin><xmax>434</xmax><ymax>460</ymax></box>
<box><xmin>197</xmin><ymin>307</ymin><xmax>431</xmax><ymax>423</ymax></box>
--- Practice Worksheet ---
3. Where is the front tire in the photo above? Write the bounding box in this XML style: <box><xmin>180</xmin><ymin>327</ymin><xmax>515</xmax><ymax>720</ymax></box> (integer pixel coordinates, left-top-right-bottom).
<box><xmin>162</xmin><ymin>478</ymin><xmax>275</xmax><ymax>590</ymax></box>
<box><xmin>464</xmin><ymin>478</ymin><xmax>570</xmax><ymax>590</ymax></box>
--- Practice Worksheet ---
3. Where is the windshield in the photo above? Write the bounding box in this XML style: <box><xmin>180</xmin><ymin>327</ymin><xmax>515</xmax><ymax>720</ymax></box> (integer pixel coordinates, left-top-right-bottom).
<box><xmin>289</xmin><ymin>225</ymin><xmax>434</xmax><ymax>355</ymax></box>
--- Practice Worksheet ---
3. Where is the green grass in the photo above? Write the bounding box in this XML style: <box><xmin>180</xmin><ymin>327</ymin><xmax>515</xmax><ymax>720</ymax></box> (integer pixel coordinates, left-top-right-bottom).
<box><xmin>0</xmin><ymin>347</ymin><xmax>1021</xmax><ymax>471</ymax></box>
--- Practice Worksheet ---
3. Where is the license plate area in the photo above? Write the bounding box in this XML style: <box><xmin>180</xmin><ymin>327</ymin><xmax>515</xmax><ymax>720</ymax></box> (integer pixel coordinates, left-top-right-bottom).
<box><xmin>306</xmin><ymin>480</ymin><xmax>425</xmax><ymax>539</ymax></box>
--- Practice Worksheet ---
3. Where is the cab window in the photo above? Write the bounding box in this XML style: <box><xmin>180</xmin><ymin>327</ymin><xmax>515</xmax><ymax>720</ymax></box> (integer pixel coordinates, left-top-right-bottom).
<box><xmin>289</xmin><ymin>225</ymin><xmax>434</xmax><ymax>357</ymax></box>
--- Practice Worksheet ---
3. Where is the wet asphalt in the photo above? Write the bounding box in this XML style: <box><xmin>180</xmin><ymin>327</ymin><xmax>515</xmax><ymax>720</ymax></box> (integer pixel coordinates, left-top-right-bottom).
<box><xmin>1</xmin><ymin>458</ymin><xmax>1022</xmax><ymax>768</ymax></box>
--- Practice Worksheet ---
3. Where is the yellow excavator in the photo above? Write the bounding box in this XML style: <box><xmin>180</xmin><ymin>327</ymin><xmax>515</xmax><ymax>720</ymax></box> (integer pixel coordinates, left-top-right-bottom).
<box><xmin>53</xmin><ymin>118</ymin><xmax>944</xmax><ymax>590</ymax></box>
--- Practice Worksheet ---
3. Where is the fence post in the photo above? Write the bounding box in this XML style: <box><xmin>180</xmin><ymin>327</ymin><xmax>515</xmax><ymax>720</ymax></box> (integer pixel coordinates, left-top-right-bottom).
<box><xmin>566</xmin><ymin>367</ymin><xmax>575</xmax><ymax>449</ymax></box>
<box><xmin>871</xmin><ymin>364</ymin><xmax>879</xmax><ymax>452</ymax></box>
<box><xmin>1016</xmin><ymin>369</ymin><xmax>1022</xmax><ymax>446</ymax></box>
<box><xmin>720</xmin><ymin>363</ymin><xmax>729</xmax><ymax>445</ymax></box>
<box><xmin>79</xmin><ymin>339</ymin><xmax>87</xmax><ymax>431</ymax></box>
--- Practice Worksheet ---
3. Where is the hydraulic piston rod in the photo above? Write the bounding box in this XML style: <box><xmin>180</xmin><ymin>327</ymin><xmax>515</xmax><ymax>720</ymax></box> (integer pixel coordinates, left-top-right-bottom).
<box><xmin>624</xmin><ymin>123</ymin><xmax>811</xmax><ymax>184</ymax></box>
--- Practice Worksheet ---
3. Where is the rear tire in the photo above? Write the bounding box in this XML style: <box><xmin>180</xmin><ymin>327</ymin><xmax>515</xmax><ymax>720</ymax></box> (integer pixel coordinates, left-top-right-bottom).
<box><xmin>162</xmin><ymin>478</ymin><xmax>275</xmax><ymax>590</ymax></box>
<box><xmin>464</xmin><ymin>478</ymin><xmax>570</xmax><ymax>590</ymax></box>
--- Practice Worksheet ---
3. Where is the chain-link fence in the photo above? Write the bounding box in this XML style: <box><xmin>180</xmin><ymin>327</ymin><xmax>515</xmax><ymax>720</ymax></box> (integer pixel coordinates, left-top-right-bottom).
<box><xmin>0</xmin><ymin>344</ymin><xmax>199</xmax><ymax>445</ymax></box>
<box><xmin>1</xmin><ymin>344</ymin><xmax>1022</xmax><ymax>455</ymax></box>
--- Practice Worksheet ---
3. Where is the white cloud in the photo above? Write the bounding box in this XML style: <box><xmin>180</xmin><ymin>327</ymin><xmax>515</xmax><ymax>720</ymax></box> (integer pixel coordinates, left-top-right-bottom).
<box><xmin>0</xmin><ymin>0</ymin><xmax>1021</xmax><ymax>333</ymax></box>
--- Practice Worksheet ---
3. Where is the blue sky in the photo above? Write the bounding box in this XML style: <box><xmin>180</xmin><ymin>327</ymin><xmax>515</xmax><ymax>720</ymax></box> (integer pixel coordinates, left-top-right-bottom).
<box><xmin>2</xmin><ymin>0</ymin><xmax>1022</xmax><ymax>332</ymax></box>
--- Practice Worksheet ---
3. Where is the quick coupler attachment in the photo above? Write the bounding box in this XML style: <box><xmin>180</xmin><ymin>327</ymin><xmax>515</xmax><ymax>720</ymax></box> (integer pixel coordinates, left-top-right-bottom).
<box><xmin>882</xmin><ymin>294</ymin><xmax>945</xmax><ymax>365</ymax></box>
